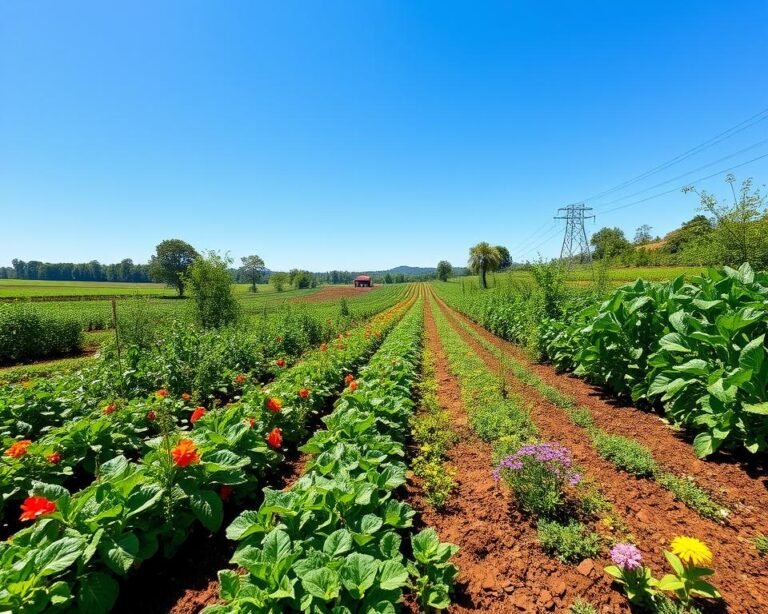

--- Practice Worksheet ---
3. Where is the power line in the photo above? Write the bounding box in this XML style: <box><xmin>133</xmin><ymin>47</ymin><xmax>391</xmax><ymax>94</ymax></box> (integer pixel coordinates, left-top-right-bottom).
<box><xmin>591</xmin><ymin>137</ymin><xmax>768</xmax><ymax>214</ymax></box>
<box><xmin>579</xmin><ymin>105</ymin><xmax>768</xmax><ymax>204</ymax></box>
<box><xmin>596</xmin><ymin>151</ymin><xmax>768</xmax><ymax>217</ymax></box>
<box><xmin>555</xmin><ymin>204</ymin><xmax>594</xmax><ymax>263</ymax></box>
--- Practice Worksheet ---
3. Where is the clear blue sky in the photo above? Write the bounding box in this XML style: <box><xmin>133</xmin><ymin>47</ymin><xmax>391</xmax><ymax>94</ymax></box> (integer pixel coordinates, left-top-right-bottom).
<box><xmin>1</xmin><ymin>1</ymin><xmax>767</xmax><ymax>271</ymax></box>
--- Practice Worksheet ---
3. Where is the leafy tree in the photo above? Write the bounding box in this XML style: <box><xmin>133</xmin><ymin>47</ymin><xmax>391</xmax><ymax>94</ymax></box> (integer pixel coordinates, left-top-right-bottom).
<box><xmin>634</xmin><ymin>224</ymin><xmax>653</xmax><ymax>245</ymax></box>
<box><xmin>683</xmin><ymin>176</ymin><xmax>768</xmax><ymax>269</ymax></box>
<box><xmin>270</xmin><ymin>272</ymin><xmax>289</xmax><ymax>292</ymax></box>
<box><xmin>662</xmin><ymin>215</ymin><xmax>713</xmax><ymax>254</ymax></box>
<box><xmin>468</xmin><ymin>242</ymin><xmax>502</xmax><ymax>289</ymax></box>
<box><xmin>590</xmin><ymin>227</ymin><xmax>632</xmax><ymax>260</ymax></box>
<box><xmin>436</xmin><ymin>260</ymin><xmax>453</xmax><ymax>281</ymax></box>
<box><xmin>384</xmin><ymin>273</ymin><xmax>393</xmax><ymax>284</ymax></box>
<box><xmin>185</xmin><ymin>251</ymin><xmax>240</xmax><ymax>328</ymax></box>
<box><xmin>149</xmin><ymin>239</ymin><xmax>199</xmax><ymax>296</ymax></box>
<box><xmin>240</xmin><ymin>255</ymin><xmax>266</xmax><ymax>292</ymax></box>
<box><xmin>495</xmin><ymin>246</ymin><xmax>512</xmax><ymax>270</ymax></box>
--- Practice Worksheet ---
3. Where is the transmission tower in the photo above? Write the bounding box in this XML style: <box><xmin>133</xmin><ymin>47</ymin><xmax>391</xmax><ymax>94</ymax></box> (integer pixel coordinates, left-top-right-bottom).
<box><xmin>554</xmin><ymin>203</ymin><xmax>595</xmax><ymax>264</ymax></box>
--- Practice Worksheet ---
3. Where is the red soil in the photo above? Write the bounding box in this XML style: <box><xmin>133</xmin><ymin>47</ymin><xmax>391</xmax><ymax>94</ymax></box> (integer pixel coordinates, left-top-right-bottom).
<box><xmin>406</xmin><ymin>299</ymin><xmax>629</xmax><ymax>613</ymax></box>
<box><xmin>433</xmin><ymin>292</ymin><xmax>768</xmax><ymax>613</ymax></box>
<box><xmin>293</xmin><ymin>285</ymin><xmax>377</xmax><ymax>303</ymax></box>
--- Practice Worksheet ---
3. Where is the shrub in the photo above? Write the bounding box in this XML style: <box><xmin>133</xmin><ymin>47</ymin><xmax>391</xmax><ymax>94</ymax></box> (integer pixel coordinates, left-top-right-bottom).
<box><xmin>0</xmin><ymin>304</ymin><xmax>83</xmax><ymax>365</ymax></box>
<box><xmin>537</xmin><ymin>519</ymin><xmax>601</xmax><ymax>563</ymax></box>
<box><xmin>753</xmin><ymin>534</ymin><xmax>768</xmax><ymax>557</ymax></box>
<box><xmin>569</xmin><ymin>599</ymin><xmax>598</xmax><ymax>614</ymax></box>
<box><xmin>185</xmin><ymin>252</ymin><xmax>241</xmax><ymax>328</ymax></box>
<box><xmin>495</xmin><ymin>442</ymin><xmax>581</xmax><ymax>517</ymax></box>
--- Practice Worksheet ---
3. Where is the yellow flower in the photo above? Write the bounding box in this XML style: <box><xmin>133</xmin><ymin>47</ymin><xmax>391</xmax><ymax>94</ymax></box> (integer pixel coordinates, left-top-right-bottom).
<box><xmin>670</xmin><ymin>536</ymin><xmax>712</xmax><ymax>567</ymax></box>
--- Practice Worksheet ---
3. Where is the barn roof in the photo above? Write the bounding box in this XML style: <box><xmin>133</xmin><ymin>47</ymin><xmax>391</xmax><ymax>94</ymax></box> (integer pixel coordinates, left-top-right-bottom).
<box><xmin>354</xmin><ymin>275</ymin><xmax>371</xmax><ymax>281</ymax></box>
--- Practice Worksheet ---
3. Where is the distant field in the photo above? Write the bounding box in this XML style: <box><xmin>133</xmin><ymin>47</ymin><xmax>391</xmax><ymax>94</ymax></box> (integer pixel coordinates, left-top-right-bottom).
<box><xmin>0</xmin><ymin>279</ymin><xmax>314</xmax><ymax>298</ymax></box>
<box><xmin>456</xmin><ymin>265</ymin><xmax>707</xmax><ymax>289</ymax></box>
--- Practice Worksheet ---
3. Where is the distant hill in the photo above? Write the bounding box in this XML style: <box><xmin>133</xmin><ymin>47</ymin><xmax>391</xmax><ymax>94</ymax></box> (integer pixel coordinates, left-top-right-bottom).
<box><xmin>362</xmin><ymin>265</ymin><xmax>436</xmax><ymax>276</ymax></box>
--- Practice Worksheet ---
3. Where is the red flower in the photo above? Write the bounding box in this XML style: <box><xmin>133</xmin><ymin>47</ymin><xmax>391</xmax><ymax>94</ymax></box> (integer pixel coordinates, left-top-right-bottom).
<box><xmin>47</xmin><ymin>451</ymin><xmax>61</xmax><ymax>465</ymax></box>
<box><xmin>219</xmin><ymin>485</ymin><xmax>233</xmax><ymax>502</ymax></box>
<box><xmin>320</xmin><ymin>343</ymin><xmax>328</xmax><ymax>352</ymax></box>
<box><xmin>247</xmin><ymin>417</ymin><xmax>256</xmax><ymax>428</ymax></box>
<box><xmin>276</xmin><ymin>358</ymin><xmax>286</xmax><ymax>368</ymax></box>
<box><xmin>103</xmin><ymin>403</ymin><xmax>117</xmax><ymax>415</ymax></box>
<box><xmin>146</xmin><ymin>410</ymin><xmax>157</xmax><ymax>422</ymax></box>
<box><xmin>155</xmin><ymin>389</ymin><xmax>169</xmax><ymax>399</ymax></box>
<box><xmin>266</xmin><ymin>398</ymin><xmax>282</xmax><ymax>413</ymax></box>
<box><xmin>344</xmin><ymin>374</ymin><xmax>354</xmax><ymax>384</ymax></box>
<box><xmin>172</xmin><ymin>439</ymin><xmax>200</xmax><ymax>468</ymax></box>
<box><xmin>298</xmin><ymin>388</ymin><xmax>310</xmax><ymax>399</ymax></box>
<box><xmin>181</xmin><ymin>393</ymin><xmax>191</xmax><ymax>401</ymax></box>
<box><xmin>234</xmin><ymin>374</ymin><xmax>246</xmax><ymax>385</ymax></box>
<box><xmin>266</xmin><ymin>427</ymin><xmax>283</xmax><ymax>449</ymax></box>
<box><xmin>336</xmin><ymin>344</ymin><xmax>345</xmax><ymax>350</ymax></box>
<box><xmin>349</xmin><ymin>381</ymin><xmax>358</xmax><ymax>391</ymax></box>
<box><xmin>5</xmin><ymin>440</ymin><xmax>32</xmax><ymax>458</ymax></box>
<box><xmin>19</xmin><ymin>496</ymin><xmax>56</xmax><ymax>521</ymax></box>
<box><xmin>190</xmin><ymin>406</ymin><xmax>206</xmax><ymax>423</ymax></box>
<box><xmin>275</xmin><ymin>335</ymin><xmax>283</xmax><ymax>342</ymax></box>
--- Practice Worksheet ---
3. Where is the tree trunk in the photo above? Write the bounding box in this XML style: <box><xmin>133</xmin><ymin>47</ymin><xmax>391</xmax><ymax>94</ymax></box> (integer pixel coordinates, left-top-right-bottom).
<box><xmin>480</xmin><ymin>266</ymin><xmax>487</xmax><ymax>289</ymax></box>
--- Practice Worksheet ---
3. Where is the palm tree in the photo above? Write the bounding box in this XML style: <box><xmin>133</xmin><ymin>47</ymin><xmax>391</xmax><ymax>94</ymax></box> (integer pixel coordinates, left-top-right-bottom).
<box><xmin>468</xmin><ymin>242</ymin><xmax>502</xmax><ymax>289</ymax></box>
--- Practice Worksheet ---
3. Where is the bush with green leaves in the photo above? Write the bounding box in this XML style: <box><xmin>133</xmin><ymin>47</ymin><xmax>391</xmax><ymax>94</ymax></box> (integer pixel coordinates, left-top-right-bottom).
<box><xmin>185</xmin><ymin>251</ymin><xmax>241</xmax><ymax>328</ymax></box>
<box><xmin>537</xmin><ymin>519</ymin><xmax>601</xmax><ymax>563</ymax></box>
<box><xmin>205</xmin><ymin>300</ymin><xmax>459</xmax><ymax>613</ymax></box>
<box><xmin>0</xmin><ymin>304</ymin><xmax>83</xmax><ymax>365</ymax></box>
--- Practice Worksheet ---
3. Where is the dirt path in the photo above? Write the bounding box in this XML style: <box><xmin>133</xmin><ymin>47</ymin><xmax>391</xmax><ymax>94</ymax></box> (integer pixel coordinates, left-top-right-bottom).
<box><xmin>292</xmin><ymin>285</ymin><xmax>378</xmax><ymax>303</ymax></box>
<box><xmin>432</xmin><ymin>291</ymin><xmax>768</xmax><ymax>613</ymax></box>
<box><xmin>405</xmin><ymin>298</ymin><xmax>628</xmax><ymax>613</ymax></box>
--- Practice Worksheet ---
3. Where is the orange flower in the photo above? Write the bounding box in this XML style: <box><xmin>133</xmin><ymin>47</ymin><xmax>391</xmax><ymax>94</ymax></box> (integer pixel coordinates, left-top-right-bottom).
<box><xmin>21</xmin><ymin>380</ymin><xmax>31</xmax><ymax>388</ymax></box>
<box><xmin>344</xmin><ymin>374</ymin><xmax>354</xmax><ymax>384</ymax></box>
<box><xmin>298</xmin><ymin>388</ymin><xmax>310</xmax><ymax>399</ymax></box>
<box><xmin>172</xmin><ymin>439</ymin><xmax>200</xmax><ymax>468</ymax></box>
<box><xmin>181</xmin><ymin>393</ymin><xmax>191</xmax><ymax>401</ymax></box>
<box><xmin>19</xmin><ymin>496</ymin><xmax>56</xmax><ymax>521</ymax></box>
<box><xmin>276</xmin><ymin>358</ymin><xmax>286</xmax><ymax>368</ymax></box>
<box><xmin>336</xmin><ymin>344</ymin><xmax>345</xmax><ymax>350</ymax></box>
<box><xmin>47</xmin><ymin>451</ymin><xmax>61</xmax><ymax>465</ymax></box>
<box><xmin>275</xmin><ymin>335</ymin><xmax>283</xmax><ymax>342</ymax></box>
<box><xmin>219</xmin><ymin>485</ymin><xmax>233</xmax><ymax>502</ymax></box>
<box><xmin>247</xmin><ymin>417</ymin><xmax>256</xmax><ymax>428</ymax></box>
<box><xmin>5</xmin><ymin>440</ymin><xmax>32</xmax><ymax>458</ymax></box>
<box><xmin>266</xmin><ymin>427</ymin><xmax>283</xmax><ymax>449</ymax></box>
<box><xmin>155</xmin><ymin>389</ymin><xmax>169</xmax><ymax>399</ymax></box>
<box><xmin>320</xmin><ymin>343</ymin><xmax>327</xmax><ymax>352</ymax></box>
<box><xmin>103</xmin><ymin>403</ymin><xmax>117</xmax><ymax>415</ymax></box>
<box><xmin>349</xmin><ymin>381</ymin><xmax>358</xmax><ymax>391</ymax></box>
<box><xmin>190</xmin><ymin>407</ymin><xmax>206</xmax><ymax>424</ymax></box>
<box><xmin>234</xmin><ymin>374</ymin><xmax>246</xmax><ymax>385</ymax></box>
<box><xmin>266</xmin><ymin>398</ymin><xmax>282</xmax><ymax>413</ymax></box>
<box><xmin>146</xmin><ymin>410</ymin><xmax>157</xmax><ymax>422</ymax></box>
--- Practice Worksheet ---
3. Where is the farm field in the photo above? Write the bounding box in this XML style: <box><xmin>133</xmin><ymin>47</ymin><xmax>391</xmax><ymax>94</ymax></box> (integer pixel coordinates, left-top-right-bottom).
<box><xmin>2</xmin><ymin>272</ymin><xmax>767</xmax><ymax>613</ymax></box>
<box><xmin>455</xmin><ymin>264</ymin><xmax>706</xmax><ymax>291</ymax></box>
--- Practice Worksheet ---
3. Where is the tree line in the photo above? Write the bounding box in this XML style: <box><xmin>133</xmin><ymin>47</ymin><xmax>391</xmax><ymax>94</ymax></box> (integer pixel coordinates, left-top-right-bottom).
<box><xmin>0</xmin><ymin>259</ymin><xmax>152</xmax><ymax>282</ymax></box>
<box><xmin>588</xmin><ymin>176</ymin><xmax>768</xmax><ymax>269</ymax></box>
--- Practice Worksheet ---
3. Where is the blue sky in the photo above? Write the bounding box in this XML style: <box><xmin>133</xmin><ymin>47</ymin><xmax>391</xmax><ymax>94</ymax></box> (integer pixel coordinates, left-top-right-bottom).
<box><xmin>1</xmin><ymin>1</ymin><xmax>767</xmax><ymax>271</ymax></box>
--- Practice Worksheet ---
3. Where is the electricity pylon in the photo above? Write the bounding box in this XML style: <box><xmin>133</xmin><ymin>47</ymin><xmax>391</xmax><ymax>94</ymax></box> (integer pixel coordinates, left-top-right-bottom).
<box><xmin>554</xmin><ymin>203</ymin><xmax>595</xmax><ymax>264</ymax></box>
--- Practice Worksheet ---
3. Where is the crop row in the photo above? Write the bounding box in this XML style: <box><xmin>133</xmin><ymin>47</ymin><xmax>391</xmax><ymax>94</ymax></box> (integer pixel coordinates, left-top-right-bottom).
<box><xmin>439</xmin><ymin>304</ymin><xmax>727</xmax><ymax>522</ymax></box>
<box><xmin>204</xmin><ymin>295</ymin><xmax>459</xmax><ymax>613</ymax></box>
<box><xmin>0</xmin><ymin>298</ymin><xmax>414</xmax><ymax>612</ymax></box>
<box><xmin>434</xmin><ymin>264</ymin><xmax>768</xmax><ymax>457</ymax></box>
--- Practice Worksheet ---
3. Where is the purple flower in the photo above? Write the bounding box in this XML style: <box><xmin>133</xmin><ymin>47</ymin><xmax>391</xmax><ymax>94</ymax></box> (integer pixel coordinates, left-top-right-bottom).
<box><xmin>568</xmin><ymin>473</ymin><xmax>582</xmax><ymax>486</ymax></box>
<box><xmin>610</xmin><ymin>543</ymin><xmax>643</xmax><ymax>571</ymax></box>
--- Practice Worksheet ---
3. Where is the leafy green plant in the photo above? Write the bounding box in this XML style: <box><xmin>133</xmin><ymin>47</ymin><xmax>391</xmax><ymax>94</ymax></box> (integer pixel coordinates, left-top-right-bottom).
<box><xmin>592</xmin><ymin>432</ymin><xmax>658</xmax><ymax>477</ymax></box>
<box><xmin>754</xmin><ymin>533</ymin><xmax>768</xmax><ymax>556</ymax></box>
<box><xmin>569</xmin><ymin>599</ymin><xmax>598</xmax><ymax>614</ymax></box>
<box><xmin>537</xmin><ymin>519</ymin><xmax>601</xmax><ymax>563</ymax></box>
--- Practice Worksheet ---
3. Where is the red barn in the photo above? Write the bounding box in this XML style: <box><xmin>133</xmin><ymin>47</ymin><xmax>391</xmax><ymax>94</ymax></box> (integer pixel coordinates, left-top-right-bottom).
<box><xmin>353</xmin><ymin>275</ymin><xmax>372</xmax><ymax>288</ymax></box>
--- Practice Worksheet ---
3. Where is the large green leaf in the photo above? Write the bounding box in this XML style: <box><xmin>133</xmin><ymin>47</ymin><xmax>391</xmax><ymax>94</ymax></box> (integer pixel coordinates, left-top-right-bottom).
<box><xmin>190</xmin><ymin>489</ymin><xmax>224</xmax><ymax>532</ymax></box>
<box><xmin>35</xmin><ymin>537</ymin><xmax>84</xmax><ymax>576</ymax></box>
<box><xmin>340</xmin><ymin>553</ymin><xmax>378</xmax><ymax>599</ymax></box>
<box><xmin>78</xmin><ymin>572</ymin><xmax>119</xmax><ymax>614</ymax></box>
<box><xmin>302</xmin><ymin>567</ymin><xmax>341</xmax><ymax>601</ymax></box>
